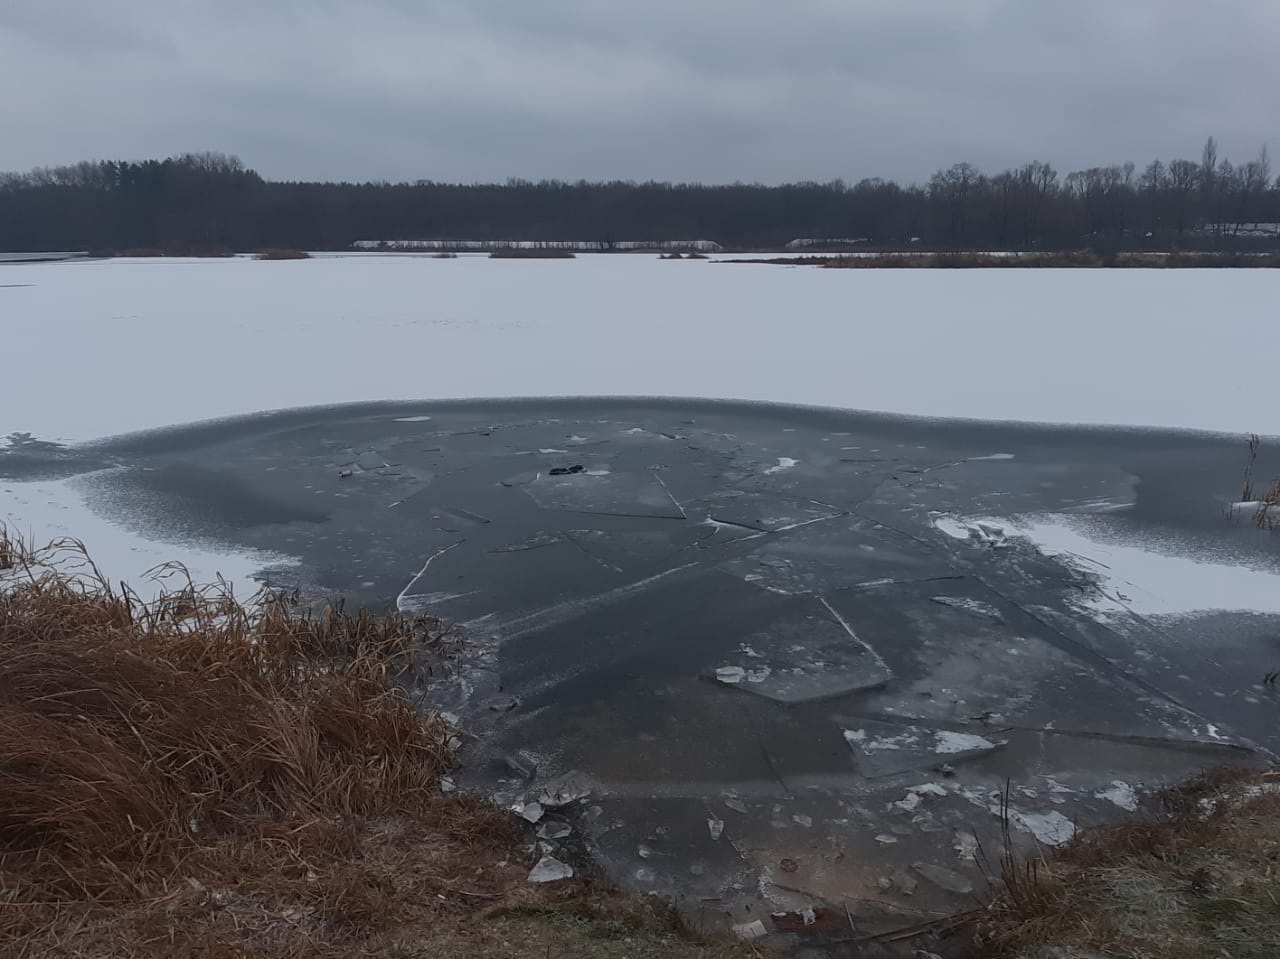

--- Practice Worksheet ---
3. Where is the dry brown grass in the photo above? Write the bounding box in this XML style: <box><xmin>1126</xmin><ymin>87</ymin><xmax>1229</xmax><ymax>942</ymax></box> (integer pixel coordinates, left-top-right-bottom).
<box><xmin>1234</xmin><ymin>434</ymin><xmax>1280</xmax><ymax>531</ymax></box>
<box><xmin>0</xmin><ymin>528</ymin><xmax>762</xmax><ymax>958</ymax></box>
<box><xmin>978</xmin><ymin>767</ymin><xmax>1280</xmax><ymax>959</ymax></box>
<box><xmin>1252</xmin><ymin>480</ymin><xmax>1280</xmax><ymax>532</ymax></box>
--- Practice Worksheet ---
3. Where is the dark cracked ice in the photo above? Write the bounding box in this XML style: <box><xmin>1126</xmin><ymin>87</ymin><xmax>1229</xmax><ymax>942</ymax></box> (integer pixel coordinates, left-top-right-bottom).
<box><xmin>6</xmin><ymin>397</ymin><xmax>1280</xmax><ymax>946</ymax></box>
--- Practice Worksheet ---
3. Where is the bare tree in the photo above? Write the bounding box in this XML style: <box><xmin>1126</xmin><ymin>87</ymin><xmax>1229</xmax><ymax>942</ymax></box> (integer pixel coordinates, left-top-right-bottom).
<box><xmin>928</xmin><ymin>163</ymin><xmax>984</xmax><ymax>244</ymax></box>
<box><xmin>1231</xmin><ymin>146</ymin><xmax>1272</xmax><ymax>234</ymax></box>
<box><xmin>1201</xmin><ymin>136</ymin><xmax>1218</xmax><ymax>194</ymax></box>
<box><xmin>1013</xmin><ymin>161</ymin><xmax>1056</xmax><ymax>248</ymax></box>
<box><xmin>1166</xmin><ymin>159</ymin><xmax>1200</xmax><ymax>241</ymax></box>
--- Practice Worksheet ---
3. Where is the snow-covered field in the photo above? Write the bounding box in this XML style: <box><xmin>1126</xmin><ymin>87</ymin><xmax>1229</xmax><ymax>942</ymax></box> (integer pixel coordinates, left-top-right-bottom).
<box><xmin>3</xmin><ymin>253</ymin><xmax>1275</xmax><ymax>443</ymax></box>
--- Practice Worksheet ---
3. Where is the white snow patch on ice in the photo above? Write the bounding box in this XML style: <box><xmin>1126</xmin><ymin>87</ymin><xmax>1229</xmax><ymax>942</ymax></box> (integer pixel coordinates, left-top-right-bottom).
<box><xmin>393</xmin><ymin>415</ymin><xmax>433</xmax><ymax>422</ymax></box>
<box><xmin>936</xmin><ymin>512</ymin><xmax>1280</xmax><ymax>618</ymax></box>
<box><xmin>1095</xmin><ymin>781</ymin><xmax>1139</xmax><ymax>812</ymax></box>
<box><xmin>1013</xmin><ymin>810</ymin><xmax>1076</xmax><ymax>846</ymax></box>
<box><xmin>3</xmin><ymin>256</ymin><xmax>1274</xmax><ymax>444</ymax></box>
<box><xmin>2</xmin><ymin>477</ymin><xmax>292</xmax><ymax>600</ymax></box>
<box><xmin>953</xmin><ymin>831</ymin><xmax>979</xmax><ymax>861</ymax></box>
<box><xmin>891</xmin><ymin>783</ymin><xmax>947</xmax><ymax>813</ymax></box>
<box><xmin>1014</xmin><ymin>516</ymin><xmax>1280</xmax><ymax>618</ymax></box>
<box><xmin>933</xmin><ymin>516</ymin><xmax>974</xmax><ymax>540</ymax></box>
<box><xmin>763</xmin><ymin>457</ymin><xmax>799</xmax><ymax>475</ymax></box>
<box><xmin>968</xmin><ymin>453</ymin><xmax>1015</xmax><ymax>461</ymax></box>
<box><xmin>951</xmin><ymin>784</ymin><xmax>1077</xmax><ymax>845</ymax></box>
<box><xmin>912</xmin><ymin>783</ymin><xmax>949</xmax><ymax>798</ymax></box>
<box><xmin>844</xmin><ymin>727</ymin><xmax>923</xmax><ymax>752</ymax></box>
<box><xmin>934</xmin><ymin>731</ymin><xmax>999</xmax><ymax>754</ymax></box>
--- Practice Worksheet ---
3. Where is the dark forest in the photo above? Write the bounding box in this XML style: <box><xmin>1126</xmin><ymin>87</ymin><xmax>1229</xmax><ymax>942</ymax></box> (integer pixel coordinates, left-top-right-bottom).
<box><xmin>2</xmin><ymin>138</ymin><xmax>1277</xmax><ymax>252</ymax></box>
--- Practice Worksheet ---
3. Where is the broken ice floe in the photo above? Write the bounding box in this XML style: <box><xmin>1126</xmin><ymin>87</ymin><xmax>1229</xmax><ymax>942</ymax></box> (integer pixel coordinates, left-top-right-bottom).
<box><xmin>934</xmin><ymin>516</ymin><xmax>1010</xmax><ymax>547</ymax></box>
<box><xmin>844</xmin><ymin>726</ymin><xmax>1003</xmax><ymax>757</ymax></box>
<box><xmin>514</xmin><ymin>802</ymin><xmax>544</xmax><ymax>824</ymax></box>
<box><xmin>1012</xmin><ymin>809</ymin><xmax>1076</xmax><ymax>845</ymax></box>
<box><xmin>949</xmin><ymin>784</ymin><xmax>1078</xmax><ymax>846</ymax></box>
<box><xmin>707</xmin><ymin>602</ymin><xmax>890</xmax><ymax>703</ymax></box>
<box><xmin>934</xmin><ymin>731</ymin><xmax>1001</xmax><ymax>755</ymax></box>
<box><xmin>1094</xmin><ymin>780</ymin><xmax>1139</xmax><ymax>812</ymax></box>
<box><xmin>929</xmin><ymin>595</ymin><xmax>1005</xmax><ymax>623</ymax></box>
<box><xmin>528</xmin><ymin>855</ymin><xmax>574</xmax><ymax>883</ymax></box>
<box><xmin>891</xmin><ymin>782</ymin><xmax>949</xmax><ymax>813</ymax></box>
<box><xmin>537</xmin><ymin>821</ymin><xmax>573</xmax><ymax>840</ymax></box>
<box><xmin>911</xmin><ymin>861</ymin><xmax>975</xmax><ymax>895</ymax></box>
<box><xmin>715</xmin><ymin>666</ymin><xmax>746</xmax><ymax>684</ymax></box>
<box><xmin>953</xmin><ymin>831</ymin><xmax>979</xmax><ymax>861</ymax></box>
<box><xmin>537</xmin><ymin>770</ymin><xmax>594</xmax><ymax>808</ymax></box>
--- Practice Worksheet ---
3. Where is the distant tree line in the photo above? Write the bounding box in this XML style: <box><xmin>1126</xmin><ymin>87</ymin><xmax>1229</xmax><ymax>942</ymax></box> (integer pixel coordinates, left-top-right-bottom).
<box><xmin>2</xmin><ymin>139</ymin><xmax>1278</xmax><ymax>253</ymax></box>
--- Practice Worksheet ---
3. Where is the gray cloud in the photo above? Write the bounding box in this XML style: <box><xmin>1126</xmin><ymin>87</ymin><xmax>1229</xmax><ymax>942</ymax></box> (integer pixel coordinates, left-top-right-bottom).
<box><xmin>2</xmin><ymin>0</ymin><xmax>1277</xmax><ymax>183</ymax></box>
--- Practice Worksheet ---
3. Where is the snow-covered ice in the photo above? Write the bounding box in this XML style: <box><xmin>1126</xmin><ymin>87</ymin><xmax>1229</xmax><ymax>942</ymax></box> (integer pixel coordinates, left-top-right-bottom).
<box><xmin>1016</xmin><ymin>517</ymin><xmax>1280</xmax><ymax>617</ymax></box>
<box><xmin>2</xmin><ymin>254</ymin><xmax>1276</xmax><ymax>444</ymax></box>
<box><xmin>1</xmin><ymin>474</ymin><xmax>295</xmax><ymax>600</ymax></box>
<box><xmin>935</xmin><ymin>513</ymin><xmax>1280</xmax><ymax>618</ymax></box>
<box><xmin>1095</xmin><ymin>781</ymin><xmax>1140</xmax><ymax>812</ymax></box>
<box><xmin>763</xmin><ymin>456</ymin><xmax>798</xmax><ymax>474</ymax></box>
<box><xmin>934</xmin><ymin>731</ymin><xmax>1001</xmax><ymax>754</ymax></box>
<box><xmin>1013</xmin><ymin>810</ymin><xmax>1077</xmax><ymax>846</ymax></box>
<box><xmin>5</xmin><ymin>254</ymin><xmax>1279</xmax><ymax>610</ymax></box>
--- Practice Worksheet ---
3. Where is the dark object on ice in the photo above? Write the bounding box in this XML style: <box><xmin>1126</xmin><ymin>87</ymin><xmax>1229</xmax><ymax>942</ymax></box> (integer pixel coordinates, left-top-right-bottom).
<box><xmin>549</xmin><ymin>465</ymin><xmax>586</xmax><ymax>476</ymax></box>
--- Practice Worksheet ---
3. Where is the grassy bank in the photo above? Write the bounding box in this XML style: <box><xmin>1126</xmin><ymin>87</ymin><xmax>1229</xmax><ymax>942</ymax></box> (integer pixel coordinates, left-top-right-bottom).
<box><xmin>979</xmin><ymin>768</ymin><xmax>1280</xmax><ymax>958</ymax></box>
<box><xmin>0</xmin><ymin>530</ymin><xmax>756</xmax><ymax>959</ymax></box>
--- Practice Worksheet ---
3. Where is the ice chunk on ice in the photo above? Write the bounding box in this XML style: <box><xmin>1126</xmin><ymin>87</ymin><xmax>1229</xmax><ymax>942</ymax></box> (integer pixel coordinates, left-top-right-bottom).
<box><xmin>934</xmin><ymin>731</ymin><xmax>999</xmax><ymax>754</ymax></box>
<box><xmin>1095</xmin><ymin>780</ymin><xmax>1139</xmax><ymax>812</ymax></box>
<box><xmin>528</xmin><ymin>856</ymin><xmax>574</xmax><ymax>883</ymax></box>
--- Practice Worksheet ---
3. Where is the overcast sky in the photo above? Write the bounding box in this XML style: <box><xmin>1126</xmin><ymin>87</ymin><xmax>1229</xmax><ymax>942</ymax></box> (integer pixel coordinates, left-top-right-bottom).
<box><xmin>2</xmin><ymin>0</ymin><xmax>1277</xmax><ymax>185</ymax></box>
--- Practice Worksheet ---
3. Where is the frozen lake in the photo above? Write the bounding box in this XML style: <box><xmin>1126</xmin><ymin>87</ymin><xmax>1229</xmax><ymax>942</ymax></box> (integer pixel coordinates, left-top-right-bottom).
<box><xmin>3</xmin><ymin>252</ymin><xmax>1276</xmax><ymax>444</ymax></box>
<box><xmin>5</xmin><ymin>254</ymin><xmax>1280</xmax><ymax>943</ymax></box>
